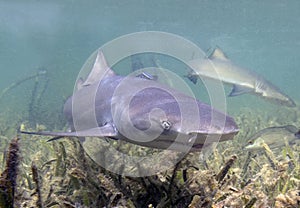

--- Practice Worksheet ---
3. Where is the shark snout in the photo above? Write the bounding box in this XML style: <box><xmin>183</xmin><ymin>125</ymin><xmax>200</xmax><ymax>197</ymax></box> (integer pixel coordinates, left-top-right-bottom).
<box><xmin>208</xmin><ymin>116</ymin><xmax>239</xmax><ymax>136</ymax></box>
<box><xmin>171</xmin><ymin>111</ymin><xmax>239</xmax><ymax>137</ymax></box>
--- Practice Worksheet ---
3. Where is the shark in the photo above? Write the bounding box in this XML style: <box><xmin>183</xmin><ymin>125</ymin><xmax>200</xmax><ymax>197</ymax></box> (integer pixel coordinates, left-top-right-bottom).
<box><xmin>21</xmin><ymin>50</ymin><xmax>239</xmax><ymax>152</ymax></box>
<box><xmin>186</xmin><ymin>47</ymin><xmax>296</xmax><ymax>107</ymax></box>
<box><xmin>245</xmin><ymin>125</ymin><xmax>300</xmax><ymax>151</ymax></box>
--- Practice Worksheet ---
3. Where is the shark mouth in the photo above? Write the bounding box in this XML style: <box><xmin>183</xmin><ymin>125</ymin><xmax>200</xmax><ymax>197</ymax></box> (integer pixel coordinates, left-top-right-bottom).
<box><xmin>146</xmin><ymin>137</ymin><xmax>213</xmax><ymax>152</ymax></box>
<box><xmin>148</xmin><ymin>130</ymin><xmax>239</xmax><ymax>152</ymax></box>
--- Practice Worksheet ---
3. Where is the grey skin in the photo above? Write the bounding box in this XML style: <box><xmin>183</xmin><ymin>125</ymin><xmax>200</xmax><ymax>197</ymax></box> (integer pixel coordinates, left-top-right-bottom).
<box><xmin>186</xmin><ymin>47</ymin><xmax>296</xmax><ymax>107</ymax></box>
<box><xmin>245</xmin><ymin>125</ymin><xmax>300</xmax><ymax>151</ymax></box>
<box><xmin>21</xmin><ymin>50</ymin><xmax>239</xmax><ymax>152</ymax></box>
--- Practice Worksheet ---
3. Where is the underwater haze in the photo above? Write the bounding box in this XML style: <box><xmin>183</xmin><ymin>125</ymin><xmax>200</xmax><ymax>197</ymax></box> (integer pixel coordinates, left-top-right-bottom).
<box><xmin>1</xmin><ymin>1</ymin><xmax>300</xmax><ymax>127</ymax></box>
<box><xmin>1</xmin><ymin>1</ymin><xmax>300</xmax><ymax>207</ymax></box>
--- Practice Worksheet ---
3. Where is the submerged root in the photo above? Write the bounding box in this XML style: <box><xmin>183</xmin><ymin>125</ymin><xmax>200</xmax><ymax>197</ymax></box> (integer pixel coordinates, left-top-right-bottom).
<box><xmin>0</xmin><ymin>137</ymin><xmax>20</xmax><ymax>208</ymax></box>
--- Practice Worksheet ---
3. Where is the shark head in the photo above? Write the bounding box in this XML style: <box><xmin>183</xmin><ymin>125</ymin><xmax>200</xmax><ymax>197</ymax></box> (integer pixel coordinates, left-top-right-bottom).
<box><xmin>112</xmin><ymin>80</ymin><xmax>239</xmax><ymax>152</ymax></box>
<box><xmin>254</xmin><ymin>78</ymin><xmax>296</xmax><ymax>107</ymax></box>
<box><xmin>244</xmin><ymin>137</ymin><xmax>265</xmax><ymax>151</ymax></box>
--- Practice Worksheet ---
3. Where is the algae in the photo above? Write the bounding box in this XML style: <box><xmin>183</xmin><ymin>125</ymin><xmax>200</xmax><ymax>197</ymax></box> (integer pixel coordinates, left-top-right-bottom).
<box><xmin>0</xmin><ymin>106</ymin><xmax>299</xmax><ymax>207</ymax></box>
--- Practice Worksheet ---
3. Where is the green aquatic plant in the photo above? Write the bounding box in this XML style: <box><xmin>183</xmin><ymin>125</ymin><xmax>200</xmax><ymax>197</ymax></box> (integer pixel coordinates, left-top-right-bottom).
<box><xmin>0</xmin><ymin>105</ymin><xmax>300</xmax><ymax>207</ymax></box>
<box><xmin>31</xmin><ymin>163</ymin><xmax>43</xmax><ymax>208</ymax></box>
<box><xmin>216</xmin><ymin>154</ymin><xmax>237</xmax><ymax>183</ymax></box>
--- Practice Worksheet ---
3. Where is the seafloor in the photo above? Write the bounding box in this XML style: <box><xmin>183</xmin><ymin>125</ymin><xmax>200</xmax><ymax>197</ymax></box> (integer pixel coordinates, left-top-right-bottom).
<box><xmin>0</xmin><ymin>105</ymin><xmax>300</xmax><ymax>208</ymax></box>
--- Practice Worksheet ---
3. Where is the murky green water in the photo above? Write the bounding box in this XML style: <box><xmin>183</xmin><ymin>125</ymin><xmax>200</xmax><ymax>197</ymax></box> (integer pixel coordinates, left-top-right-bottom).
<box><xmin>1</xmin><ymin>1</ymin><xmax>300</xmax><ymax>127</ymax></box>
<box><xmin>0</xmin><ymin>1</ymin><xmax>300</xmax><ymax>207</ymax></box>
<box><xmin>1</xmin><ymin>1</ymin><xmax>299</xmax><ymax>123</ymax></box>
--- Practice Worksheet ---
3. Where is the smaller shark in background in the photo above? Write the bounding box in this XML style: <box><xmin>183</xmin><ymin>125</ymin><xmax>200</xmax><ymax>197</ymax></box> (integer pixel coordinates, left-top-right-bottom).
<box><xmin>186</xmin><ymin>47</ymin><xmax>296</xmax><ymax>107</ymax></box>
<box><xmin>245</xmin><ymin>125</ymin><xmax>300</xmax><ymax>151</ymax></box>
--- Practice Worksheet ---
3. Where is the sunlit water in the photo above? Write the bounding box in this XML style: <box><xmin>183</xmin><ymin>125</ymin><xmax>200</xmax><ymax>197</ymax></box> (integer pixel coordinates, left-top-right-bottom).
<box><xmin>0</xmin><ymin>0</ymin><xmax>299</xmax><ymax>129</ymax></box>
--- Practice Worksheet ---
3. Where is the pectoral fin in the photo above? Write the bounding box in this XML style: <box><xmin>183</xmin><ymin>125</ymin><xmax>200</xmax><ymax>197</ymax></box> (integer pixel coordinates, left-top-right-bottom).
<box><xmin>229</xmin><ymin>85</ymin><xmax>253</xmax><ymax>96</ymax></box>
<box><xmin>20</xmin><ymin>123</ymin><xmax>118</xmax><ymax>138</ymax></box>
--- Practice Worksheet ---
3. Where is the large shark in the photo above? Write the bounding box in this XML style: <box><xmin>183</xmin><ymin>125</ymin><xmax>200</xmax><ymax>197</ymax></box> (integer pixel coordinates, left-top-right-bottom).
<box><xmin>186</xmin><ymin>47</ymin><xmax>296</xmax><ymax>107</ymax></box>
<box><xmin>21</xmin><ymin>50</ymin><xmax>239</xmax><ymax>152</ymax></box>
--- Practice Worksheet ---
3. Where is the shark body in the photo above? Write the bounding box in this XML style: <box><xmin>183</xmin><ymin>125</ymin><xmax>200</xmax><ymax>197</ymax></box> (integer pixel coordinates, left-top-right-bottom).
<box><xmin>21</xmin><ymin>50</ymin><xmax>239</xmax><ymax>152</ymax></box>
<box><xmin>245</xmin><ymin>125</ymin><xmax>300</xmax><ymax>151</ymax></box>
<box><xmin>187</xmin><ymin>47</ymin><xmax>296</xmax><ymax>107</ymax></box>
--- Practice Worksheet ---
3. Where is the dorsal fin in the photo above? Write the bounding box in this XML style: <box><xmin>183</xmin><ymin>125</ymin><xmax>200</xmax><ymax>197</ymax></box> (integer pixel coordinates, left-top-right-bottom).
<box><xmin>83</xmin><ymin>50</ymin><xmax>116</xmax><ymax>86</ymax></box>
<box><xmin>208</xmin><ymin>46</ymin><xmax>229</xmax><ymax>61</ymax></box>
<box><xmin>76</xmin><ymin>77</ymin><xmax>84</xmax><ymax>90</ymax></box>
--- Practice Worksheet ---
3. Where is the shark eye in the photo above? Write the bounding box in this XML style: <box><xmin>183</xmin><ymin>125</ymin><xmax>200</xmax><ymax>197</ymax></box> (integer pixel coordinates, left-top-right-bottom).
<box><xmin>248</xmin><ymin>140</ymin><xmax>253</xmax><ymax>144</ymax></box>
<box><xmin>161</xmin><ymin>120</ymin><xmax>172</xmax><ymax>130</ymax></box>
